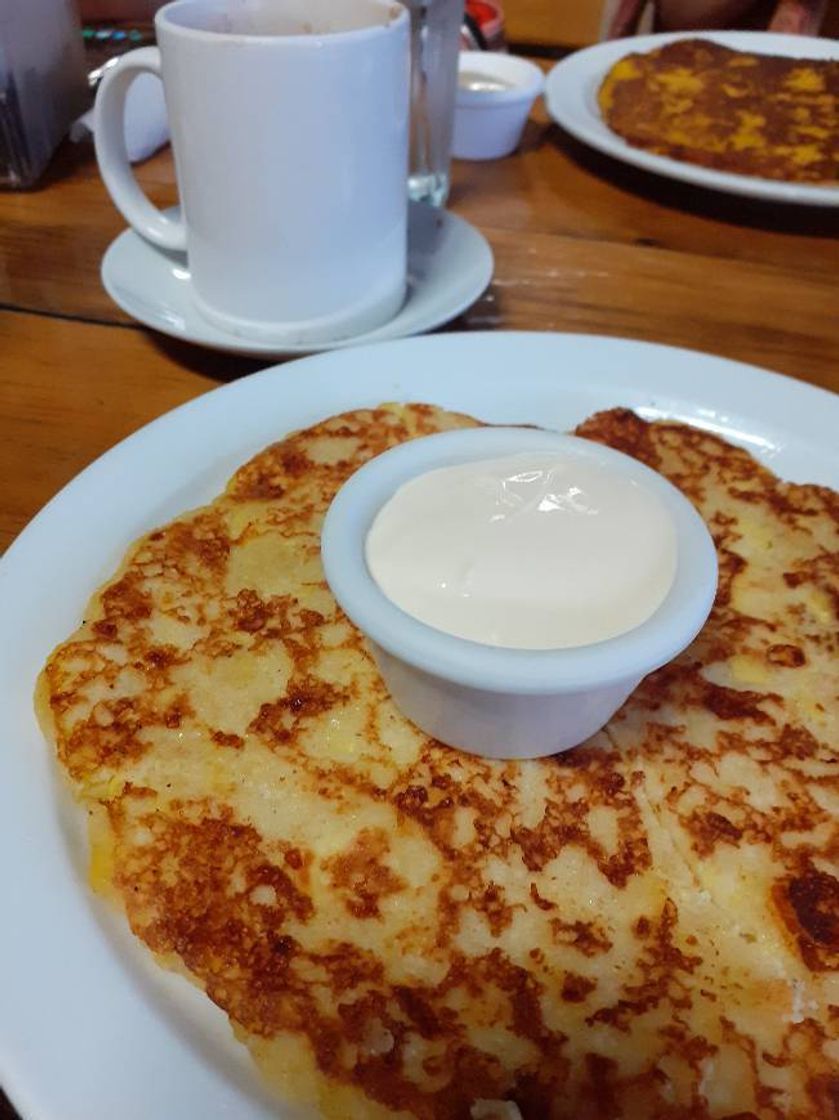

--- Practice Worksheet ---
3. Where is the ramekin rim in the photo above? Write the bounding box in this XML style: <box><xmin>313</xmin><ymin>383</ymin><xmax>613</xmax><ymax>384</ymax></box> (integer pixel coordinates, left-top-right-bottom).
<box><xmin>321</xmin><ymin>427</ymin><xmax>718</xmax><ymax>696</ymax></box>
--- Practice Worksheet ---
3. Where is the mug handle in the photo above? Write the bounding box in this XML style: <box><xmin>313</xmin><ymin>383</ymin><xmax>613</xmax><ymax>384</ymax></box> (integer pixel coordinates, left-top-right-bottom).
<box><xmin>94</xmin><ymin>47</ymin><xmax>187</xmax><ymax>253</ymax></box>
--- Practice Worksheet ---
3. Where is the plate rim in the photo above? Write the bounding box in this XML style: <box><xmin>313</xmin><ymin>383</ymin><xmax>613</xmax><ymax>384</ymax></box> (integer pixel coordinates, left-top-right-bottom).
<box><xmin>544</xmin><ymin>30</ymin><xmax>839</xmax><ymax>207</ymax></box>
<box><xmin>6</xmin><ymin>329</ymin><xmax>838</xmax><ymax>571</ymax></box>
<box><xmin>2</xmin><ymin>330</ymin><xmax>838</xmax><ymax>1120</ymax></box>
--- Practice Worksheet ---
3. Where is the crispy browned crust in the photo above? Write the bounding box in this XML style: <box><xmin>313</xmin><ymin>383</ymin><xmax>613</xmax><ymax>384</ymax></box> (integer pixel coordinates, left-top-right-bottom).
<box><xmin>39</xmin><ymin>404</ymin><xmax>839</xmax><ymax>1119</ymax></box>
<box><xmin>598</xmin><ymin>38</ymin><xmax>839</xmax><ymax>184</ymax></box>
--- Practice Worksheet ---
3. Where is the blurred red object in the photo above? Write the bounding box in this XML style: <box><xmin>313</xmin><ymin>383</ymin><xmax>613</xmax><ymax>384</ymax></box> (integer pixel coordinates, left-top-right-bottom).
<box><xmin>464</xmin><ymin>0</ymin><xmax>506</xmax><ymax>49</ymax></box>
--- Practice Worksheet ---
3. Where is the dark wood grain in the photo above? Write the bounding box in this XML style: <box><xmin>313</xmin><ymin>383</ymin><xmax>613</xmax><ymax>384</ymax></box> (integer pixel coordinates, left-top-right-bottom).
<box><xmin>0</xmin><ymin>309</ymin><xmax>232</xmax><ymax>552</ymax></box>
<box><xmin>463</xmin><ymin>225</ymin><xmax>838</xmax><ymax>388</ymax></box>
<box><xmin>2</xmin><ymin>205</ymin><xmax>835</xmax><ymax>556</ymax></box>
<box><xmin>1</xmin><ymin>87</ymin><xmax>836</xmax><ymax>327</ymax></box>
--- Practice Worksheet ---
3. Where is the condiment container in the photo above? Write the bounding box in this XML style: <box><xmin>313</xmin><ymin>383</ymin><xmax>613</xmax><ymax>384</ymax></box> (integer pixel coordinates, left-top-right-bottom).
<box><xmin>453</xmin><ymin>50</ymin><xmax>544</xmax><ymax>160</ymax></box>
<box><xmin>321</xmin><ymin>427</ymin><xmax>718</xmax><ymax>760</ymax></box>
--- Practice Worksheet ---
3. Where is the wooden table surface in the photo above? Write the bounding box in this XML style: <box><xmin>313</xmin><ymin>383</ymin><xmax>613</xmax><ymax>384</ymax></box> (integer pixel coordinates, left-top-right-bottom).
<box><xmin>1</xmin><ymin>50</ymin><xmax>837</xmax><ymax>1120</ymax></box>
<box><xmin>2</xmin><ymin>86</ymin><xmax>838</xmax><ymax>556</ymax></box>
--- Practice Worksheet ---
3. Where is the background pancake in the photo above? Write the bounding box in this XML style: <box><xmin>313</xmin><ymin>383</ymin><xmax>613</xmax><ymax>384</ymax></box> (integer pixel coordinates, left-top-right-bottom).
<box><xmin>38</xmin><ymin>403</ymin><xmax>838</xmax><ymax>1119</ymax></box>
<box><xmin>599</xmin><ymin>38</ymin><xmax>839</xmax><ymax>184</ymax></box>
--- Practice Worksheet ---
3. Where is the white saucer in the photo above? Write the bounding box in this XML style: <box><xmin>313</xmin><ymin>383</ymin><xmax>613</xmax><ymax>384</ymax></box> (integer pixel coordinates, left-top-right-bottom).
<box><xmin>101</xmin><ymin>203</ymin><xmax>494</xmax><ymax>357</ymax></box>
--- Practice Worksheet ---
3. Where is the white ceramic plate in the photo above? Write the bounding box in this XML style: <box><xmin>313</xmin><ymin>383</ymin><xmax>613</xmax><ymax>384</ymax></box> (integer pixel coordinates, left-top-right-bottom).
<box><xmin>101</xmin><ymin>203</ymin><xmax>494</xmax><ymax>357</ymax></box>
<box><xmin>2</xmin><ymin>333</ymin><xmax>837</xmax><ymax>1120</ymax></box>
<box><xmin>544</xmin><ymin>31</ymin><xmax>839</xmax><ymax>207</ymax></box>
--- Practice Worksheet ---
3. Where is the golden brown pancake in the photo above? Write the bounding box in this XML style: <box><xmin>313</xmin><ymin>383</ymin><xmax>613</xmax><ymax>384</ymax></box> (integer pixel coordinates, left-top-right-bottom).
<box><xmin>598</xmin><ymin>38</ymin><xmax>839</xmax><ymax>184</ymax></box>
<box><xmin>38</xmin><ymin>403</ymin><xmax>839</xmax><ymax>1119</ymax></box>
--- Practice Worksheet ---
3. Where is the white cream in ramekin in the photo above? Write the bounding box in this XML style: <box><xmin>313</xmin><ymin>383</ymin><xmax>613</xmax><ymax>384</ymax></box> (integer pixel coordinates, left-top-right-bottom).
<box><xmin>321</xmin><ymin>427</ymin><xmax>717</xmax><ymax>760</ymax></box>
<box><xmin>453</xmin><ymin>51</ymin><xmax>546</xmax><ymax>160</ymax></box>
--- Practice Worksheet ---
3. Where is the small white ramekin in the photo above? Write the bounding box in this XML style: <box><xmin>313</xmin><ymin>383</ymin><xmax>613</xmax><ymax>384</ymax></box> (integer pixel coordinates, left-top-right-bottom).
<box><xmin>321</xmin><ymin>427</ymin><xmax>717</xmax><ymax>761</ymax></box>
<box><xmin>453</xmin><ymin>51</ymin><xmax>546</xmax><ymax>161</ymax></box>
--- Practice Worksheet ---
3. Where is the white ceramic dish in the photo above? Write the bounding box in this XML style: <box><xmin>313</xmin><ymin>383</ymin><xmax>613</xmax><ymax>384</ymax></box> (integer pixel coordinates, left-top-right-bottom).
<box><xmin>101</xmin><ymin>202</ymin><xmax>494</xmax><ymax>356</ymax></box>
<box><xmin>322</xmin><ymin>426</ymin><xmax>717</xmax><ymax>759</ymax></box>
<box><xmin>96</xmin><ymin>0</ymin><xmax>411</xmax><ymax>344</ymax></box>
<box><xmin>453</xmin><ymin>51</ymin><xmax>545</xmax><ymax>160</ymax></box>
<box><xmin>544</xmin><ymin>31</ymin><xmax>839</xmax><ymax>207</ymax></box>
<box><xmin>2</xmin><ymin>332</ymin><xmax>838</xmax><ymax>1120</ymax></box>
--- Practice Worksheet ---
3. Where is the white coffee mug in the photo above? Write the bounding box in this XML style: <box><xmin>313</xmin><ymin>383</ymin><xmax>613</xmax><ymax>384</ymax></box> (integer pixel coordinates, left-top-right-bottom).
<box><xmin>95</xmin><ymin>0</ymin><xmax>410</xmax><ymax>344</ymax></box>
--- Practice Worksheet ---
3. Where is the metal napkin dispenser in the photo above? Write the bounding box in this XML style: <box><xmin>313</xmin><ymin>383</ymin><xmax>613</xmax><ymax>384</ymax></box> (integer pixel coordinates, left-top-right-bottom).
<box><xmin>1</xmin><ymin>0</ymin><xmax>88</xmax><ymax>188</ymax></box>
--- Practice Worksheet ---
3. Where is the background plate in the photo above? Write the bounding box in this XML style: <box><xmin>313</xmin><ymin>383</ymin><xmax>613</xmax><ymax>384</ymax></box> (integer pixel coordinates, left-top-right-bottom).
<box><xmin>1</xmin><ymin>332</ymin><xmax>838</xmax><ymax>1120</ymax></box>
<box><xmin>545</xmin><ymin>32</ymin><xmax>839</xmax><ymax>207</ymax></box>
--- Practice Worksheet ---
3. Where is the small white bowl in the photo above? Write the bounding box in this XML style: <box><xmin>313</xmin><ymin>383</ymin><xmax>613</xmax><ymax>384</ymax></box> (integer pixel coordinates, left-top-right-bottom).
<box><xmin>453</xmin><ymin>51</ymin><xmax>546</xmax><ymax>161</ymax></box>
<box><xmin>321</xmin><ymin>427</ymin><xmax>717</xmax><ymax>760</ymax></box>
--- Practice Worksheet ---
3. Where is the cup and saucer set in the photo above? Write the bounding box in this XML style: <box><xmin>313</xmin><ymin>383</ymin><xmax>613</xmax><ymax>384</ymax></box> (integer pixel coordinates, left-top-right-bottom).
<box><xmin>95</xmin><ymin>0</ymin><xmax>494</xmax><ymax>358</ymax></box>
